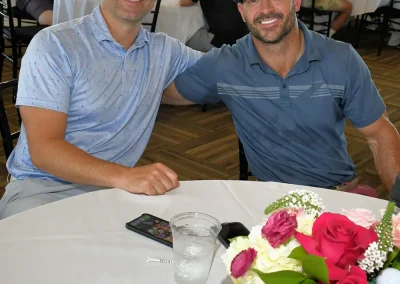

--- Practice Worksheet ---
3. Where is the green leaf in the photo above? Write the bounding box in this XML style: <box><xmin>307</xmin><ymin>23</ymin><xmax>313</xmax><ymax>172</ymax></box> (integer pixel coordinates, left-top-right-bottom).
<box><xmin>300</xmin><ymin>279</ymin><xmax>317</xmax><ymax>284</ymax></box>
<box><xmin>250</xmin><ymin>269</ymin><xmax>306</xmax><ymax>284</ymax></box>
<box><xmin>288</xmin><ymin>246</ymin><xmax>308</xmax><ymax>261</ymax></box>
<box><xmin>391</xmin><ymin>261</ymin><xmax>400</xmax><ymax>270</ymax></box>
<box><xmin>302</xmin><ymin>255</ymin><xmax>329</xmax><ymax>284</ymax></box>
<box><xmin>384</xmin><ymin>246</ymin><xmax>400</xmax><ymax>268</ymax></box>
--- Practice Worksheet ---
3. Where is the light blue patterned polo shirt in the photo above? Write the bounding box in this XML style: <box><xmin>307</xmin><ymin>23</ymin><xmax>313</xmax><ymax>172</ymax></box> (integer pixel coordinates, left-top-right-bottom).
<box><xmin>7</xmin><ymin>6</ymin><xmax>202</xmax><ymax>182</ymax></box>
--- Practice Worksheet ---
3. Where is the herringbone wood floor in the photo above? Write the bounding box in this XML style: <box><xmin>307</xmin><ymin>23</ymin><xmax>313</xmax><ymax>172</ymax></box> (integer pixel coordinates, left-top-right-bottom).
<box><xmin>0</xmin><ymin>46</ymin><xmax>399</xmax><ymax>200</ymax></box>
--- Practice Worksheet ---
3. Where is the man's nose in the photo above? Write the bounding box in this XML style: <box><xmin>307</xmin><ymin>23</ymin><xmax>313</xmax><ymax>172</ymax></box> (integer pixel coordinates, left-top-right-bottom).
<box><xmin>258</xmin><ymin>0</ymin><xmax>275</xmax><ymax>13</ymax></box>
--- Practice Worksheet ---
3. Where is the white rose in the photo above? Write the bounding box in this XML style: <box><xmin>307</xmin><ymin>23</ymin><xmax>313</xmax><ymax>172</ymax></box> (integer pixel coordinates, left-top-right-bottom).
<box><xmin>296</xmin><ymin>213</ymin><xmax>316</xmax><ymax>235</ymax></box>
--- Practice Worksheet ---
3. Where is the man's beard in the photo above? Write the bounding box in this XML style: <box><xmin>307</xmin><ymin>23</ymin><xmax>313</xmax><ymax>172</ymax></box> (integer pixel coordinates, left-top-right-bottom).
<box><xmin>245</xmin><ymin>5</ymin><xmax>296</xmax><ymax>44</ymax></box>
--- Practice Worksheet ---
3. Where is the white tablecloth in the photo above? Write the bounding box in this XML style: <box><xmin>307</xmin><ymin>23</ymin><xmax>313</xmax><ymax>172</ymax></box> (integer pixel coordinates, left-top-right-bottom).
<box><xmin>349</xmin><ymin>0</ymin><xmax>385</xmax><ymax>16</ymax></box>
<box><xmin>303</xmin><ymin>0</ymin><xmax>384</xmax><ymax>16</ymax></box>
<box><xmin>53</xmin><ymin>0</ymin><xmax>205</xmax><ymax>43</ymax></box>
<box><xmin>0</xmin><ymin>180</ymin><xmax>388</xmax><ymax>284</ymax></box>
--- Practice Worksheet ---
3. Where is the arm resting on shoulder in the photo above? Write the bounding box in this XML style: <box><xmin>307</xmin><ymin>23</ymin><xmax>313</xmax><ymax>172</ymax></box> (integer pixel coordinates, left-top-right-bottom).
<box><xmin>162</xmin><ymin>83</ymin><xmax>196</xmax><ymax>105</ymax></box>
<box><xmin>357</xmin><ymin>112</ymin><xmax>400</xmax><ymax>191</ymax></box>
<box><xmin>179</xmin><ymin>0</ymin><xmax>196</xmax><ymax>7</ymax></box>
<box><xmin>21</xmin><ymin>106</ymin><xmax>179</xmax><ymax>195</ymax></box>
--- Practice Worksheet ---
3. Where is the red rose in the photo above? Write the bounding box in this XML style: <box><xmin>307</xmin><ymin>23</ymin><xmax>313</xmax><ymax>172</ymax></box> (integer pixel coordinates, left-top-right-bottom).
<box><xmin>230</xmin><ymin>248</ymin><xmax>257</xmax><ymax>279</ymax></box>
<box><xmin>336</xmin><ymin>265</ymin><xmax>368</xmax><ymax>284</ymax></box>
<box><xmin>296</xmin><ymin>213</ymin><xmax>377</xmax><ymax>281</ymax></box>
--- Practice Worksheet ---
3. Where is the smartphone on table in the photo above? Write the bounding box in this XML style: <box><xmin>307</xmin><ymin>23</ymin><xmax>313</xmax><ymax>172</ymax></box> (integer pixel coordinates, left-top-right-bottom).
<box><xmin>126</xmin><ymin>214</ymin><xmax>250</xmax><ymax>250</ymax></box>
<box><xmin>126</xmin><ymin>213</ymin><xmax>173</xmax><ymax>248</ymax></box>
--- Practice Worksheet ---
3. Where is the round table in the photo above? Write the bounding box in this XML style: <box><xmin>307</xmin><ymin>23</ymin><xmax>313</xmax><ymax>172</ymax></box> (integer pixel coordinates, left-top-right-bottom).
<box><xmin>52</xmin><ymin>0</ymin><xmax>205</xmax><ymax>44</ymax></box>
<box><xmin>0</xmin><ymin>181</ymin><xmax>388</xmax><ymax>284</ymax></box>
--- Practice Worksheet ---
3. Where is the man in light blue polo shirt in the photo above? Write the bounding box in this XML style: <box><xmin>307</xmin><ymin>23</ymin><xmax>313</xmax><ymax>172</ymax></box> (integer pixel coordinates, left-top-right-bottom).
<box><xmin>0</xmin><ymin>0</ymin><xmax>202</xmax><ymax>219</ymax></box>
<box><xmin>164</xmin><ymin>0</ymin><xmax>400</xmax><ymax>192</ymax></box>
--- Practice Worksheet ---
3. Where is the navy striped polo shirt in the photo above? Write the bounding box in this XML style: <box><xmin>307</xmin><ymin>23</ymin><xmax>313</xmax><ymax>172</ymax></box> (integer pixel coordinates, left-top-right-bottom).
<box><xmin>174</xmin><ymin>22</ymin><xmax>385</xmax><ymax>188</ymax></box>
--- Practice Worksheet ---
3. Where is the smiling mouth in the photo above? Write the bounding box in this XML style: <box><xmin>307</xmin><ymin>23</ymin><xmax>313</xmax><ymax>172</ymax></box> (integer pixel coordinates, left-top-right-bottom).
<box><xmin>259</xmin><ymin>18</ymin><xmax>278</xmax><ymax>25</ymax></box>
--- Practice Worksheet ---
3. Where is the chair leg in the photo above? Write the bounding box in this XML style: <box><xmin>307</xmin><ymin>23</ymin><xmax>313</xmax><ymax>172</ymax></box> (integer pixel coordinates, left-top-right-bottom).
<box><xmin>355</xmin><ymin>14</ymin><xmax>365</xmax><ymax>49</ymax></box>
<box><xmin>0</xmin><ymin>39</ymin><xmax>4</xmax><ymax>82</ymax></box>
<box><xmin>18</xmin><ymin>44</ymin><xmax>22</xmax><ymax>58</ymax></box>
<box><xmin>16</xmin><ymin>107</ymin><xmax>22</xmax><ymax>125</ymax></box>
<box><xmin>238</xmin><ymin>139</ymin><xmax>249</xmax><ymax>180</ymax></box>
<box><xmin>378</xmin><ymin>14</ymin><xmax>390</xmax><ymax>56</ymax></box>
<box><xmin>12</xmin><ymin>48</ymin><xmax>18</xmax><ymax>104</ymax></box>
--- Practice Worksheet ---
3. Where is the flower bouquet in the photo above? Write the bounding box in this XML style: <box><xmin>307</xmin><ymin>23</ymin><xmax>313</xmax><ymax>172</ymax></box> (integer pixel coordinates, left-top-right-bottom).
<box><xmin>221</xmin><ymin>190</ymin><xmax>400</xmax><ymax>284</ymax></box>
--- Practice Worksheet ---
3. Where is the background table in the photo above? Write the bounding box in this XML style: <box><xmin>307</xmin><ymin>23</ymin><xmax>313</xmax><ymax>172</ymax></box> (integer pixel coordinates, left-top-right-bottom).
<box><xmin>349</xmin><ymin>0</ymin><xmax>385</xmax><ymax>16</ymax></box>
<box><xmin>52</xmin><ymin>0</ymin><xmax>205</xmax><ymax>44</ymax></box>
<box><xmin>0</xmin><ymin>180</ymin><xmax>388</xmax><ymax>284</ymax></box>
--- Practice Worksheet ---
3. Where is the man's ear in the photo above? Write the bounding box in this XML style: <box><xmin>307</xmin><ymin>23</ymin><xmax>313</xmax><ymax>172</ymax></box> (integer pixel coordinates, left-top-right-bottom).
<box><xmin>294</xmin><ymin>0</ymin><xmax>302</xmax><ymax>12</ymax></box>
<box><xmin>237</xmin><ymin>3</ymin><xmax>246</xmax><ymax>22</ymax></box>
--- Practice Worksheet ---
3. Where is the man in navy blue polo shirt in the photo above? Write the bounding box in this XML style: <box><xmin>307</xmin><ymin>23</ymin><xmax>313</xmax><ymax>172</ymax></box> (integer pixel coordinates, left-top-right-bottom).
<box><xmin>163</xmin><ymin>0</ymin><xmax>400</xmax><ymax>191</ymax></box>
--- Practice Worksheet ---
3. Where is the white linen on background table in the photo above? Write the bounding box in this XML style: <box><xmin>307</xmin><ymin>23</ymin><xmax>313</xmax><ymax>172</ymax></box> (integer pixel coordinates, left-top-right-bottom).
<box><xmin>52</xmin><ymin>0</ymin><xmax>205</xmax><ymax>44</ymax></box>
<box><xmin>350</xmin><ymin>0</ymin><xmax>385</xmax><ymax>16</ymax></box>
<box><xmin>0</xmin><ymin>180</ymin><xmax>388</xmax><ymax>284</ymax></box>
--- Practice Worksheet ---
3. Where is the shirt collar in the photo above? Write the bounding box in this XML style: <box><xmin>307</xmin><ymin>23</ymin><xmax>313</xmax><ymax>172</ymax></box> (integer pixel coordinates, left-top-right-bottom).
<box><xmin>246</xmin><ymin>20</ymin><xmax>322</xmax><ymax>69</ymax></box>
<box><xmin>90</xmin><ymin>5</ymin><xmax>149</xmax><ymax>49</ymax></box>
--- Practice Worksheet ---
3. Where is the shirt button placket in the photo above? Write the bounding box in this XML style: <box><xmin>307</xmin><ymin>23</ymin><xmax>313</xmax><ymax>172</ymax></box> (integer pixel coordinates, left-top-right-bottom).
<box><xmin>281</xmin><ymin>81</ymin><xmax>290</xmax><ymax>107</ymax></box>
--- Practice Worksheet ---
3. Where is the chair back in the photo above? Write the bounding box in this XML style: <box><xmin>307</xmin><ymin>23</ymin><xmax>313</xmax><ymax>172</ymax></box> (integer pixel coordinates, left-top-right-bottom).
<box><xmin>298</xmin><ymin>0</ymin><xmax>333</xmax><ymax>37</ymax></box>
<box><xmin>0</xmin><ymin>0</ymin><xmax>17</xmax><ymax>41</ymax></box>
<box><xmin>0</xmin><ymin>79</ymin><xmax>20</xmax><ymax>159</ymax></box>
<box><xmin>142</xmin><ymin>0</ymin><xmax>162</xmax><ymax>32</ymax></box>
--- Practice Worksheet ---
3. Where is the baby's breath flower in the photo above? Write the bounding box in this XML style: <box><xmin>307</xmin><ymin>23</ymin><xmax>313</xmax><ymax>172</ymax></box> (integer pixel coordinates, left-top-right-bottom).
<box><xmin>264</xmin><ymin>190</ymin><xmax>324</xmax><ymax>218</ymax></box>
<box><xmin>358</xmin><ymin>202</ymin><xmax>396</xmax><ymax>276</ymax></box>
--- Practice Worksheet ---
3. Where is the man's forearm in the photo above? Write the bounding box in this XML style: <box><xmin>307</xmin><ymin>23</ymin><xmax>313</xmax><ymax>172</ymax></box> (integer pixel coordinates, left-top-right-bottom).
<box><xmin>31</xmin><ymin>139</ymin><xmax>128</xmax><ymax>189</ymax></box>
<box><xmin>162</xmin><ymin>83</ymin><xmax>195</xmax><ymax>105</ymax></box>
<box><xmin>368</xmin><ymin>127</ymin><xmax>400</xmax><ymax>191</ymax></box>
<box><xmin>179</xmin><ymin>0</ymin><xmax>195</xmax><ymax>7</ymax></box>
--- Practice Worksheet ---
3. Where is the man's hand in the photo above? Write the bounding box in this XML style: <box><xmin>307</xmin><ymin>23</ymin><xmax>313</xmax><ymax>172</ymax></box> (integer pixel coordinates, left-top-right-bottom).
<box><xmin>117</xmin><ymin>163</ymin><xmax>180</xmax><ymax>195</ymax></box>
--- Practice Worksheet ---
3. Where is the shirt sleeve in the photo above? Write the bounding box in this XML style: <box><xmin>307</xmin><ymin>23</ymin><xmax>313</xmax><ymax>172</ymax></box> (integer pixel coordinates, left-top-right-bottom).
<box><xmin>165</xmin><ymin>36</ymin><xmax>203</xmax><ymax>87</ymax></box>
<box><xmin>174</xmin><ymin>47</ymin><xmax>220</xmax><ymax>104</ymax></box>
<box><xmin>343</xmin><ymin>45</ymin><xmax>386</xmax><ymax>128</ymax></box>
<box><xmin>16</xmin><ymin>30</ymin><xmax>73</xmax><ymax>114</ymax></box>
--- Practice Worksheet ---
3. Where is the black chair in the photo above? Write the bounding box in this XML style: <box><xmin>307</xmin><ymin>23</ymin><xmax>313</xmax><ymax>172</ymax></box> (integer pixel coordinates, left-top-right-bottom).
<box><xmin>142</xmin><ymin>0</ymin><xmax>162</xmax><ymax>32</ymax></box>
<box><xmin>356</xmin><ymin>0</ymin><xmax>400</xmax><ymax>56</ymax></box>
<box><xmin>238</xmin><ymin>138</ymin><xmax>252</xmax><ymax>180</ymax></box>
<box><xmin>297</xmin><ymin>0</ymin><xmax>333</xmax><ymax>37</ymax></box>
<box><xmin>0</xmin><ymin>79</ymin><xmax>20</xmax><ymax>159</ymax></box>
<box><xmin>0</xmin><ymin>0</ymin><xmax>48</xmax><ymax>87</ymax></box>
<box><xmin>11</xmin><ymin>6</ymin><xmax>37</xmax><ymax>27</ymax></box>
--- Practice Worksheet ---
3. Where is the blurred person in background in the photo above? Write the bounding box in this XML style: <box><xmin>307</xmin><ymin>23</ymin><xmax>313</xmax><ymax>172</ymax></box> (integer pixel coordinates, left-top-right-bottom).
<box><xmin>301</xmin><ymin>0</ymin><xmax>352</xmax><ymax>37</ymax></box>
<box><xmin>180</xmin><ymin>0</ymin><xmax>249</xmax><ymax>51</ymax></box>
<box><xmin>16</xmin><ymin>0</ymin><xmax>53</xmax><ymax>25</ymax></box>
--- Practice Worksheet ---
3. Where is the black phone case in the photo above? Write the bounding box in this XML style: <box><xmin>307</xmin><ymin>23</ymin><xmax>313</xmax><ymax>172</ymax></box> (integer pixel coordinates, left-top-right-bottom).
<box><xmin>125</xmin><ymin>214</ymin><xmax>173</xmax><ymax>248</ymax></box>
<box><xmin>218</xmin><ymin>222</ymin><xmax>250</xmax><ymax>249</ymax></box>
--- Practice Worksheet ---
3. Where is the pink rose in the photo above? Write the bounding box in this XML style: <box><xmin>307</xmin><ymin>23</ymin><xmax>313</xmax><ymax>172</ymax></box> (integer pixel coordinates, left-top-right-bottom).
<box><xmin>393</xmin><ymin>215</ymin><xmax>400</xmax><ymax>248</ymax></box>
<box><xmin>262</xmin><ymin>210</ymin><xmax>297</xmax><ymax>248</ymax></box>
<box><xmin>342</xmin><ymin>208</ymin><xmax>376</xmax><ymax>229</ymax></box>
<box><xmin>230</xmin><ymin>248</ymin><xmax>257</xmax><ymax>279</ymax></box>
